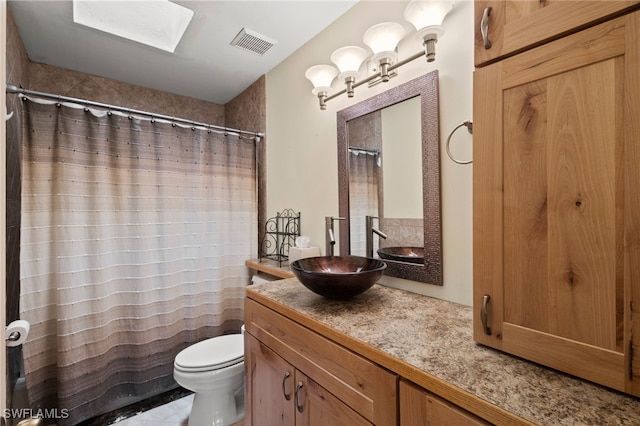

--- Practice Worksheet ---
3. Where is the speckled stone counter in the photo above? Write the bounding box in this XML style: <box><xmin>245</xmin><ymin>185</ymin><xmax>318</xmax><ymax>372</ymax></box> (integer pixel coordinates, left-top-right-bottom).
<box><xmin>246</xmin><ymin>279</ymin><xmax>640</xmax><ymax>425</ymax></box>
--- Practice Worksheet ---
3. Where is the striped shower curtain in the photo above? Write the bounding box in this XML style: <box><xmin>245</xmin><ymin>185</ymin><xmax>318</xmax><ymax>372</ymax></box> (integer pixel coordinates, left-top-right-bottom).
<box><xmin>18</xmin><ymin>97</ymin><xmax>257</xmax><ymax>425</ymax></box>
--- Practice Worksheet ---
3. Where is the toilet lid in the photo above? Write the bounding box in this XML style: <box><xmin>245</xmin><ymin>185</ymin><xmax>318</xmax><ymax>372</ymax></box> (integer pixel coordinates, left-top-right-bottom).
<box><xmin>175</xmin><ymin>334</ymin><xmax>244</xmax><ymax>372</ymax></box>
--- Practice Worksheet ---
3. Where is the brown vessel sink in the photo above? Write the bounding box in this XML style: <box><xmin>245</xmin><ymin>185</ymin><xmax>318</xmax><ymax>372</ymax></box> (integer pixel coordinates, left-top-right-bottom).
<box><xmin>290</xmin><ymin>256</ymin><xmax>386</xmax><ymax>299</ymax></box>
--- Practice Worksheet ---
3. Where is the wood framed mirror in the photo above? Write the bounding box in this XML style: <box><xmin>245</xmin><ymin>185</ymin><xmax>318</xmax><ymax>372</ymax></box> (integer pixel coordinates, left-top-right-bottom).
<box><xmin>337</xmin><ymin>70</ymin><xmax>442</xmax><ymax>285</ymax></box>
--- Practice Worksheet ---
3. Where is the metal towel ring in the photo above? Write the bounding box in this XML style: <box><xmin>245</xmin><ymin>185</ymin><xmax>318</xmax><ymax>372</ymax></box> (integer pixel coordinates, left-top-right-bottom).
<box><xmin>446</xmin><ymin>121</ymin><xmax>473</xmax><ymax>165</ymax></box>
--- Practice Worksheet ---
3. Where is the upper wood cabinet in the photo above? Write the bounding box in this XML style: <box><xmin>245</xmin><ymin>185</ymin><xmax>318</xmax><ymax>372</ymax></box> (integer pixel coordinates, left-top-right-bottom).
<box><xmin>473</xmin><ymin>10</ymin><xmax>640</xmax><ymax>396</ymax></box>
<box><xmin>474</xmin><ymin>0</ymin><xmax>640</xmax><ymax>66</ymax></box>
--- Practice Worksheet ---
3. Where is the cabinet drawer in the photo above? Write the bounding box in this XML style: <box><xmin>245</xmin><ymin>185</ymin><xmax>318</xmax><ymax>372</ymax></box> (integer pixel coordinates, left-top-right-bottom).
<box><xmin>245</xmin><ymin>298</ymin><xmax>397</xmax><ymax>425</ymax></box>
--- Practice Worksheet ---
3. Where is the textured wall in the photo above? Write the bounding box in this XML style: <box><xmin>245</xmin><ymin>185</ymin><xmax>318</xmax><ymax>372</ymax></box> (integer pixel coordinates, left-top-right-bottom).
<box><xmin>225</xmin><ymin>75</ymin><xmax>265</xmax><ymax>134</ymax></box>
<box><xmin>225</xmin><ymin>76</ymin><xmax>267</xmax><ymax>252</ymax></box>
<box><xmin>6</xmin><ymin>0</ymin><xmax>28</xmax><ymax>324</ymax></box>
<box><xmin>6</xmin><ymin>4</ymin><xmax>30</xmax><ymax>413</ymax></box>
<box><xmin>28</xmin><ymin>62</ymin><xmax>226</xmax><ymax>126</ymax></box>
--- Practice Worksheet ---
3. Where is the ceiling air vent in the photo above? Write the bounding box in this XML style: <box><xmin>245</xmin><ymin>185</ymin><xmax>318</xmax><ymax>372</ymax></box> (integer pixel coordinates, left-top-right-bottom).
<box><xmin>230</xmin><ymin>28</ymin><xmax>277</xmax><ymax>56</ymax></box>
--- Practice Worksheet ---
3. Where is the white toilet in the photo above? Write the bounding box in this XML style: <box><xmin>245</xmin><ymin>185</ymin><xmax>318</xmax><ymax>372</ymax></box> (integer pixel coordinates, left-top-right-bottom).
<box><xmin>173</xmin><ymin>332</ymin><xmax>245</xmax><ymax>426</ymax></box>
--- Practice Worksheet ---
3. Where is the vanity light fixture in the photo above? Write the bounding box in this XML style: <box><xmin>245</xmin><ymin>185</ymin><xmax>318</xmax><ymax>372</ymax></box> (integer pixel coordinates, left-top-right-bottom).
<box><xmin>362</xmin><ymin>22</ymin><xmax>406</xmax><ymax>82</ymax></box>
<box><xmin>305</xmin><ymin>0</ymin><xmax>454</xmax><ymax>110</ymax></box>
<box><xmin>304</xmin><ymin>65</ymin><xmax>339</xmax><ymax>110</ymax></box>
<box><xmin>330</xmin><ymin>46</ymin><xmax>369</xmax><ymax>97</ymax></box>
<box><xmin>404</xmin><ymin>0</ymin><xmax>455</xmax><ymax>62</ymax></box>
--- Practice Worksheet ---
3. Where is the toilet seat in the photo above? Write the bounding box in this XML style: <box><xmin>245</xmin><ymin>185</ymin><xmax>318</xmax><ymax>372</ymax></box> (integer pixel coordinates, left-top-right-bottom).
<box><xmin>175</xmin><ymin>334</ymin><xmax>244</xmax><ymax>373</ymax></box>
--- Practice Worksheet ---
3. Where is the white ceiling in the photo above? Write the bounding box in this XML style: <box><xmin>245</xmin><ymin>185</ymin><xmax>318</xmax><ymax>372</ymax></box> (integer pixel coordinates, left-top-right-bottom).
<box><xmin>9</xmin><ymin>0</ymin><xmax>358</xmax><ymax>104</ymax></box>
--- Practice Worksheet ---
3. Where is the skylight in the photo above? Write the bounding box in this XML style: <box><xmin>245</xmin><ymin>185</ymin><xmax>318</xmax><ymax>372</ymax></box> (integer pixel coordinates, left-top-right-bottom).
<box><xmin>72</xmin><ymin>0</ymin><xmax>194</xmax><ymax>53</ymax></box>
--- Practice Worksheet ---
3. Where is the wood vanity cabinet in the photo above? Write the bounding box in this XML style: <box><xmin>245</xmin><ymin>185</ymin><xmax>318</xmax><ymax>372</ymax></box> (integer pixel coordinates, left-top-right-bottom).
<box><xmin>244</xmin><ymin>298</ymin><xmax>397</xmax><ymax>425</ymax></box>
<box><xmin>245</xmin><ymin>334</ymin><xmax>294</xmax><ymax>425</ymax></box>
<box><xmin>473</xmin><ymin>8</ymin><xmax>640</xmax><ymax>396</ymax></box>
<box><xmin>474</xmin><ymin>0</ymin><xmax>640</xmax><ymax>66</ymax></box>
<box><xmin>399</xmin><ymin>380</ymin><xmax>489</xmax><ymax>426</ymax></box>
<box><xmin>245</xmin><ymin>334</ymin><xmax>370</xmax><ymax>425</ymax></box>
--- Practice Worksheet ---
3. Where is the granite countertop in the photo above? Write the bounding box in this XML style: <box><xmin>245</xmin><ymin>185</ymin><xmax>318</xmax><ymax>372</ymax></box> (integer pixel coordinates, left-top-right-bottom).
<box><xmin>247</xmin><ymin>278</ymin><xmax>640</xmax><ymax>426</ymax></box>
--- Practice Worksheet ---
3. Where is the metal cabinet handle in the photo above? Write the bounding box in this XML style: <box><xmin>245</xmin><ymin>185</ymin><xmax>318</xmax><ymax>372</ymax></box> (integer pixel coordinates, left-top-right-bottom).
<box><xmin>294</xmin><ymin>381</ymin><xmax>304</xmax><ymax>413</ymax></box>
<box><xmin>481</xmin><ymin>7</ymin><xmax>492</xmax><ymax>50</ymax></box>
<box><xmin>282</xmin><ymin>371</ymin><xmax>291</xmax><ymax>401</ymax></box>
<box><xmin>481</xmin><ymin>294</ymin><xmax>492</xmax><ymax>335</ymax></box>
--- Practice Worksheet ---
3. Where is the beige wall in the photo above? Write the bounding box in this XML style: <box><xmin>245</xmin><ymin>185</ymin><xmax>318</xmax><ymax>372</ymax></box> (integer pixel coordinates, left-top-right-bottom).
<box><xmin>266</xmin><ymin>0</ymin><xmax>474</xmax><ymax>305</ymax></box>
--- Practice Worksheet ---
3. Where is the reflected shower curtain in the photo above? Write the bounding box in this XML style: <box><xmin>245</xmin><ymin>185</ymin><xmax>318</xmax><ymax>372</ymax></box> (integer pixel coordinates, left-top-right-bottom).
<box><xmin>348</xmin><ymin>152</ymin><xmax>380</xmax><ymax>257</ymax></box>
<box><xmin>19</xmin><ymin>98</ymin><xmax>257</xmax><ymax>425</ymax></box>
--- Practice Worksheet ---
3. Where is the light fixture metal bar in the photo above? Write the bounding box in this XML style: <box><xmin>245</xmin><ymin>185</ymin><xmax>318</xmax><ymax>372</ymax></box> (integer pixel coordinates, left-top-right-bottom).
<box><xmin>324</xmin><ymin>49</ymin><xmax>425</xmax><ymax>104</ymax></box>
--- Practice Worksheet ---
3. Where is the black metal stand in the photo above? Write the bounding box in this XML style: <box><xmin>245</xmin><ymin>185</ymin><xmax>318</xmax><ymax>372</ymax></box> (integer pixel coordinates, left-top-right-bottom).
<box><xmin>259</xmin><ymin>209</ymin><xmax>300</xmax><ymax>266</ymax></box>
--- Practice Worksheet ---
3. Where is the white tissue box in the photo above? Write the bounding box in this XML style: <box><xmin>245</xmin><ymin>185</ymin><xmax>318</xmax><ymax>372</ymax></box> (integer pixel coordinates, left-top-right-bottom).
<box><xmin>289</xmin><ymin>247</ymin><xmax>320</xmax><ymax>264</ymax></box>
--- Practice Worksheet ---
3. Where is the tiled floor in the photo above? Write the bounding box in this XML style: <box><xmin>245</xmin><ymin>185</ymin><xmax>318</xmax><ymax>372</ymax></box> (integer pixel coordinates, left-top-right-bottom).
<box><xmin>113</xmin><ymin>394</ymin><xmax>193</xmax><ymax>426</ymax></box>
<box><xmin>111</xmin><ymin>394</ymin><xmax>244</xmax><ymax>426</ymax></box>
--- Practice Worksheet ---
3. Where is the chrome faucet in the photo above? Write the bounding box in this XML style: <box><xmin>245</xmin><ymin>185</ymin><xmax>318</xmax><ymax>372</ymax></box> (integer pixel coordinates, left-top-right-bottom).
<box><xmin>325</xmin><ymin>216</ymin><xmax>346</xmax><ymax>256</ymax></box>
<box><xmin>366</xmin><ymin>215</ymin><xmax>387</xmax><ymax>258</ymax></box>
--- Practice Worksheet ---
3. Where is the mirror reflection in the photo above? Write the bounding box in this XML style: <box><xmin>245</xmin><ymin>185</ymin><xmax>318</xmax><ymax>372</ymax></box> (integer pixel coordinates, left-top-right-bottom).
<box><xmin>337</xmin><ymin>71</ymin><xmax>442</xmax><ymax>285</ymax></box>
<box><xmin>348</xmin><ymin>97</ymin><xmax>422</xmax><ymax>257</ymax></box>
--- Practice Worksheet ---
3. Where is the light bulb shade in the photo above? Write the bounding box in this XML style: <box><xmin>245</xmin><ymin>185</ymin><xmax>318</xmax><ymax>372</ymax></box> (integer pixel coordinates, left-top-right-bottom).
<box><xmin>404</xmin><ymin>0</ymin><xmax>454</xmax><ymax>38</ymax></box>
<box><xmin>305</xmin><ymin>64</ymin><xmax>338</xmax><ymax>94</ymax></box>
<box><xmin>363</xmin><ymin>22</ymin><xmax>406</xmax><ymax>57</ymax></box>
<box><xmin>331</xmin><ymin>46</ymin><xmax>369</xmax><ymax>80</ymax></box>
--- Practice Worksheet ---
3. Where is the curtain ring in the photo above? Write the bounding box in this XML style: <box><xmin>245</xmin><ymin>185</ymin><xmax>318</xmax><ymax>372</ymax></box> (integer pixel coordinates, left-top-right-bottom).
<box><xmin>446</xmin><ymin>121</ymin><xmax>473</xmax><ymax>165</ymax></box>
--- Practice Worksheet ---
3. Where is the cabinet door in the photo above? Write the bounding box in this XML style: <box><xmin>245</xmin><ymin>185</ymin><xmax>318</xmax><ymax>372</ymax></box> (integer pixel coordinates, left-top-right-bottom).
<box><xmin>294</xmin><ymin>372</ymin><xmax>371</xmax><ymax>426</ymax></box>
<box><xmin>399</xmin><ymin>381</ymin><xmax>488</xmax><ymax>426</ymax></box>
<box><xmin>245</xmin><ymin>334</ymin><xmax>295</xmax><ymax>426</ymax></box>
<box><xmin>474</xmin><ymin>0</ymin><xmax>640</xmax><ymax>66</ymax></box>
<box><xmin>473</xmin><ymin>11</ymin><xmax>640</xmax><ymax>395</ymax></box>
<box><xmin>246</xmin><ymin>298</ymin><xmax>398</xmax><ymax>425</ymax></box>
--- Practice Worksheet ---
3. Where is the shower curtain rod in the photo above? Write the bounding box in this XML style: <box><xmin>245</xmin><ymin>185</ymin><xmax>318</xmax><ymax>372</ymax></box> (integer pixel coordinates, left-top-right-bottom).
<box><xmin>348</xmin><ymin>145</ymin><xmax>380</xmax><ymax>154</ymax></box>
<box><xmin>5</xmin><ymin>84</ymin><xmax>264</xmax><ymax>139</ymax></box>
